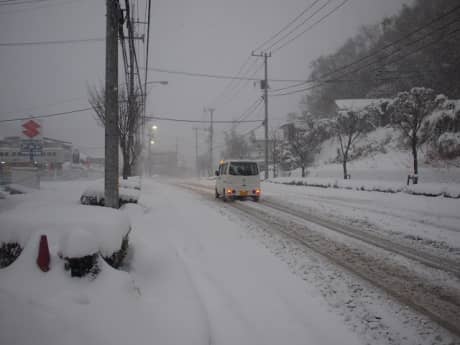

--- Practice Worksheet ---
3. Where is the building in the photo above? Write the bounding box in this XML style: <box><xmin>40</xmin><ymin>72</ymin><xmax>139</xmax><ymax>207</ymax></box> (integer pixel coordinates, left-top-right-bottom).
<box><xmin>279</xmin><ymin>112</ymin><xmax>308</xmax><ymax>143</ymax></box>
<box><xmin>0</xmin><ymin>136</ymin><xmax>73</xmax><ymax>168</ymax></box>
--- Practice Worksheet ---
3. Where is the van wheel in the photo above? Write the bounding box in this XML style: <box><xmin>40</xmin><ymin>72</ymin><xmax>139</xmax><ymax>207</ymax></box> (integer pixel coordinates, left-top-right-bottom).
<box><xmin>222</xmin><ymin>189</ymin><xmax>227</xmax><ymax>202</ymax></box>
<box><xmin>215</xmin><ymin>189</ymin><xmax>219</xmax><ymax>198</ymax></box>
<box><xmin>252</xmin><ymin>196</ymin><xmax>259</xmax><ymax>202</ymax></box>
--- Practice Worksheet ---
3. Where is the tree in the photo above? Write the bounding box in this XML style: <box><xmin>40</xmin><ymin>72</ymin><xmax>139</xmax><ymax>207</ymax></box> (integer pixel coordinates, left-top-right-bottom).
<box><xmin>222</xmin><ymin>128</ymin><xmax>249</xmax><ymax>159</ymax></box>
<box><xmin>335</xmin><ymin>109</ymin><xmax>371</xmax><ymax>179</ymax></box>
<box><xmin>389</xmin><ymin>87</ymin><xmax>438</xmax><ymax>182</ymax></box>
<box><xmin>88</xmin><ymin>85</ymin><xmax>143</xmax><ymax>179</ymax></box>
<box><xmin>287</xmin><ymin>118</ymin><xmax>333</xmax><ymax>178</ymax></box>
<box><xmin>270</xmin><ymin>129</ymin><xmax>283</xmax><ymax>178</ymax></box>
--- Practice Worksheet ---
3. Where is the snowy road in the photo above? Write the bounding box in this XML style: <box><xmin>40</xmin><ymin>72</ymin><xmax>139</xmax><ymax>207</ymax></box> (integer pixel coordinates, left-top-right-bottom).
<box><xmin>138</xmin><ymin>179</ymin><xmax>362</xmax><ymax>345</ymax></box>
<box><xmin>174</xmin><ymin>178</ymin><xmax>460</xmax><ymax>344</ymax></box>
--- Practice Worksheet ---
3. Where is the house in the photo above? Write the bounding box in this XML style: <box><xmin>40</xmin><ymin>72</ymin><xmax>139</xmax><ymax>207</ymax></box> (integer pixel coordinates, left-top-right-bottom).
<box><xmin>279</xmin><ymin>112</ymin><xmax>308</xmax><ymax>143</ymax></box>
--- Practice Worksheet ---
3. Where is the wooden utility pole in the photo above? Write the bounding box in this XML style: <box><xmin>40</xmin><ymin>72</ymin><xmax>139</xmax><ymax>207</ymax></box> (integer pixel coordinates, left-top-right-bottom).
<box><xmin>193</xmin><ymin>128</ymin><xmax>199</xmax><ymax>176</ymax></box>
<box><xmin>205</xmin><ymin>107</ymin><xmax>215</xmax><ymax>175</ymax></box>
<box><xmin>104</xmin><ymin>0</ymin><xmax>119</xmax><ymax>208</ymax></box>
<box><xmin>252</xmin><ymin>51</ymin><xmax>271</xmax><ymax>179</ymax></box>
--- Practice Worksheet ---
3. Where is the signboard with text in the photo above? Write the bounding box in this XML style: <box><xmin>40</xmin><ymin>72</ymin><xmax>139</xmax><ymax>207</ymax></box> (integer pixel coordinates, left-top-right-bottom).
<box><xmin>20</xmin><ymin>140</ymin><xmax>43</xmax><ymax>157</ymax></box>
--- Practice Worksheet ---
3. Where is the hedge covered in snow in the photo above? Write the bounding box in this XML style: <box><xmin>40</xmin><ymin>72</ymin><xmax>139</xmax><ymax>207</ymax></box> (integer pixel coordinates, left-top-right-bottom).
<box><xmin>0</xmin><ymin>200</ymin><xmax>132</xmax><ymax>272</ymax></box>
<box><xmin>80</xmin><ymin>178</ymin><xmax>141</xmax><ymax>206</ymax></box>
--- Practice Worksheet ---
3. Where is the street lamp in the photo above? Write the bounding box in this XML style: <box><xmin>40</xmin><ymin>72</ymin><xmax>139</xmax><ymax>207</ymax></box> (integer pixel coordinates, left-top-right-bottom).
<box><xmin>148</xmin><ymin>125</ymin><xmax>158</xmax><ymax>177</ymax></box>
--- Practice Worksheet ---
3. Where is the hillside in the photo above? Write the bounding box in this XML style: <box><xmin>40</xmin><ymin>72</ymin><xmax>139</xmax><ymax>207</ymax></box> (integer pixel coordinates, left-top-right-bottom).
<box><xmin>293</xmin><ymin>126</ymin><xmax>460</xmax><ymax>184</ymax></box>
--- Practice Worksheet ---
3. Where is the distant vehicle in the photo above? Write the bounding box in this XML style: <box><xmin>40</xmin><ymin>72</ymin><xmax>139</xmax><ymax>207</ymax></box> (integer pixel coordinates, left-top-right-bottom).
<box><xmin>215</xmin><ymin>159</ymin><xmax>261</xmax><ymax>202</ymax></box>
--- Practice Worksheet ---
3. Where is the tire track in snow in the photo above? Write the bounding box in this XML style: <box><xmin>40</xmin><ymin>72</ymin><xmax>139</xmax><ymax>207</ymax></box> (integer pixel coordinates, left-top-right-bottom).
<box><xmin>176</xmin><ymin>182</ymin><xmax>460</xmax><ymax>338</ymax></box>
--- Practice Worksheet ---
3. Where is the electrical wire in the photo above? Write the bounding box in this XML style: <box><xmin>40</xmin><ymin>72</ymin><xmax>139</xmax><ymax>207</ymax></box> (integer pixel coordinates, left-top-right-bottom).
<box><xmin>0</xmin><ymin>37</ymin><xmax>104</xmax><ymax>46</ymax></box>
<box><xmin>270</xmin><ymin>3</ymin><xmax>460</xmax><ymax>93</ymax></box>
<box><xmin>0</xmin><ymin>0</ymin><xmax>48</xmax><ymax>5</ymax></box>
<box><xmin>0</xmin><ymin>107</ymin><xmax>93</xmax><ymax>123</ymax></box>
<box><xmin>144</xmin><ymin>116</ymin><xmax>263</xmax><ymax>124</ymax></box>
<box><xmin>146</xmin><ymin>66</ymin><xmax>305</xmax><ymax>82</ymax></box>
<box><xmin>252</xmin><ymin>0</ymin><xmax>323</xmax><ymax>52</ymax></box>
<box><xmin>267</xmin><ymin>0</ymin><xmax>335</xmax><ymax>51</ymax></box>
<box><xmin>271</xmin><ymin>0</ymin><xmax>350</xmax><ymax>53</ymax></box>
<box><xmin>270</xmin><ymin>24</ymin><xmax>460</xmax><ymax>97</ymax></box>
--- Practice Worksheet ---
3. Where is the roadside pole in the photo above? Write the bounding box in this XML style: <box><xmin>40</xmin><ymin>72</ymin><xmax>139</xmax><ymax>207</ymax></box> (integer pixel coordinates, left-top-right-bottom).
<box><xmin>104</xmin><ymin>0</ymin><xmax>119</xmax><ymax>208</ymax></box>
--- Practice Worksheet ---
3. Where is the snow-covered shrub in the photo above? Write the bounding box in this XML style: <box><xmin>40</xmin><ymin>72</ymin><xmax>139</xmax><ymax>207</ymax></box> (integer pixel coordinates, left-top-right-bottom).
<box><xmin>80</xmin><ymin>183</ymin><xmax>140</xmax><ymax>207</ymax></box>
<box><xmin>63</xmin><ymin>254</ymin><xmax>100</xmax><ymax>278</ymax></box>
<box><xmin>0</xmin><ymin>242</ymin><xmax>22</xmax><ymax>268</ymax></box>
<box><xmin>437</xmin><ymin>132</ymin><xmax>460</xmax><ymax>159</ymax></box>
<box><xmin>59</xmin><ymin>228</ymin><xmax>100</xmax><ymax>278</ymax></box>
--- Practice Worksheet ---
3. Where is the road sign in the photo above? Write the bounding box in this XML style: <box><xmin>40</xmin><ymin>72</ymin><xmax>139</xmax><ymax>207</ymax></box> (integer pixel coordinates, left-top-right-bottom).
<box><xmin>20</xmin><ymin>140</ymin><xmax>43</xmax><ymax>156</ymax></box>
<box><xmin>22</xmin><ymin>119</ymin><xmax>41</xmax><ymax>139</ymax></box>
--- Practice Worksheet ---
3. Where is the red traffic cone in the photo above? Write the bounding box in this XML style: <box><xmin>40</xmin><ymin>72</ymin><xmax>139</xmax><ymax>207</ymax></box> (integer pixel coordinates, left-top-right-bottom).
<box><xmin>37</xmin><ymin>235</ymin><xmax>50</xmax><ymax>272</ymax></box>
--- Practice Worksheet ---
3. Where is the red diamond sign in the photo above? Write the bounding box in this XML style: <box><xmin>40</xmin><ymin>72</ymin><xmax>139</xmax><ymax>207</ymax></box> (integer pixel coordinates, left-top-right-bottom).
<box><xmin>22</xmin><ymin>119</ymin><xmax>41</xmax><ymax>138</ymax></box>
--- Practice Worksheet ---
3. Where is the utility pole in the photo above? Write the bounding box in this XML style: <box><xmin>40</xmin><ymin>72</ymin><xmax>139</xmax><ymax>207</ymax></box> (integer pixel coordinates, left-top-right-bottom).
<box><xmin>105</xmin><ymin>0</ymin><xmax>119</xmax><ymax>209</ymax></box>
<box><xmin>205</xmin><ymin>107</ymin><xmax>215</xmax><ymax>175</ymax></box>
<box><xmin>127</xmin><ymin>0</ymin><xmax>135</xmax><ymax>180</ymax></box>
<box><xmin>193</xmin><ymin>128</ymin><xmax>199</xmax><ymax>176</ymax></box>
<box><xmin>252</xmin><ymin>51</ymin><xmax>271</xmax><ymax>179</ymax></box>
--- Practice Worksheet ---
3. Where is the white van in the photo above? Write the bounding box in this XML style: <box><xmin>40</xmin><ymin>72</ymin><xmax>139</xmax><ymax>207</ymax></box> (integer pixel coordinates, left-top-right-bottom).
<box><xmin>215</xmin><ymin>159</ymin><xmax>261</xmax><ymax>201</ymax></box>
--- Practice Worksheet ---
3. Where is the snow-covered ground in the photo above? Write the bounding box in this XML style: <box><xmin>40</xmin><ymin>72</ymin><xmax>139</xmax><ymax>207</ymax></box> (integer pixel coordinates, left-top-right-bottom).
<box><xmin>290</xmin><ymin>126</ymin><xmax>460</xmax><ymax>184</ymax></box>
<box><xmin>198</xmin><ymin>177</ymin><xmax>460</xmax><ymax>259</ymax></box>
<box><xmin>1</xmin><ymin>178</ymin><xmax>364</xmax><ymax>345</ymax></box>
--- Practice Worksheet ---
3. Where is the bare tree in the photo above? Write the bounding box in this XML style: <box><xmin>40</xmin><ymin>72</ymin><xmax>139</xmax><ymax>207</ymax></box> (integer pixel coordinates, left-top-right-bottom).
<box><xmin>88</xmin><ymin>85</ymin><xmax>143</xmax><ymax>179</ymax></box>
<box><xmin>335</xmin><ymin>109</ymin><xmax>370</xmax><ymax>180</ymax></box>
<box><xmin>270</xmin><ymin>129</ymin><xmax>282</xmax><ymax>178</ymax></box>
<box><xmin>390</xmin><ymin>87</ymin><xmax>439</xmax><ymax>184</ymax></box>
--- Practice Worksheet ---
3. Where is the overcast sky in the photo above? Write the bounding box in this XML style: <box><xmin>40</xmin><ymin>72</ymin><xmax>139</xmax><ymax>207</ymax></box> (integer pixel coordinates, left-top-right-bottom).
<box><xmin>0</xmin><ymin>0</ymin><xmax>412</xmax><ymax>167</ymax></box>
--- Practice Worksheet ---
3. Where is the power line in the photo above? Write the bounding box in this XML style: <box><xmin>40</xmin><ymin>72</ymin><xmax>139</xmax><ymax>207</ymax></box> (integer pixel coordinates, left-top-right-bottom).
<box><xmin>0</xmin><ymin>107</ymin><xmax>92</xmax><ymax>123</ymax></box>
<box><xmin>270</xmin><ymin>8</ymin><xmax>460</xmax><ymax>95</ymax></box>
<box><xmin>0</xmin><ymin>0</ymin><xmax>49</xmax><ymax>5</ymax></box>
<box><xmin>267</xmin><ymin>0</ymin><xmax>336</xmax><ymax>51</ymax></box>
<box><xmin>209</xmin><ymin>57</ymin><xmax>260</xmax><ymax>108</ymax></box>
<box><xmin>271</xmin><ymin>0</ymin><xmax>350</xmax><ymax>53</ymax></box>
<box><xmin>272</xmin><ymin>2</ymin><xmax>460</xmax><ymax>93</ymax></box>
<box><xmin>0</xmin><ymin>0</ymin><xmax>86</xmax><ymax>15</ymax></box>
<box><xmin>144</xmin><ymin>115</ymin><xmax>263</xmax><ymax>124</ymax></box>
<box><xmin>0</xmin><ymin>37</ymin><xmax>104</xmax><ymax>46</ymax></box>
<box><xmin>146</xmin><ymin>66</ymin><xmax>305</xmax><ymax>82</ymax></box>
<box><xmin>143</xmin><ymin>0</ymin><xmax>152</xmax><ymax>124</ymax></box>
<box><xmin>214</xmin><ymin>62</ymin><xmax>264</xmax><ymax>109</ymax></box>
<box><xmin>252</xmin><ymin>0</ymin><xmax>323</xmax><ymax>52</ymax></box>
<box><xmin>271</xmin><ymin>24</ymin><xmax>460</xmax><ymax>97</ymax></box>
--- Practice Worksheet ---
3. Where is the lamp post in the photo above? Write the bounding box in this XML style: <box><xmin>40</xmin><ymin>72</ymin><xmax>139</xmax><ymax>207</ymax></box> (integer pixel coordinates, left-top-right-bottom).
<box><xmin>142</xmin><ymin>80</ymin><xmax>167</xmax><ymax>177</ymax></box>
<box><xmin>148</xmin><ymin>125</ymin><xmax>157</xmax><ymax>176</ymax></box>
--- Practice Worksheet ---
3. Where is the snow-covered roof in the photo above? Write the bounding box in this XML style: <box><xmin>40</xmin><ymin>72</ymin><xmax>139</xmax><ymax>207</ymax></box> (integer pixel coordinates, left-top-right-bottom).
<box><xmin>335</xmin><ymin>99</ymin><xmax>391</xmax><ymax>111</ymax></box>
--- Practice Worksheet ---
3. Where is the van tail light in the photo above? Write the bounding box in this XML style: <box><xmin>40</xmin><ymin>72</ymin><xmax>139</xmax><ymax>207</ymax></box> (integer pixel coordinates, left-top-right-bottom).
<box><xmin>255</xmin><ymin>189</ymin><xmax>261</xmax><ymax>195</ymax></box>
<box><xmin>227</xmin><ymin>189</ymin><xmax>233</xmax><ymax>195</ymax></box>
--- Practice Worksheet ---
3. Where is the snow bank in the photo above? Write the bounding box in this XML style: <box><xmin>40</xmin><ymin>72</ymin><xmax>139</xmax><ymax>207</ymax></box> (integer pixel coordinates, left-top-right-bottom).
<box><xmin>59</xmin><ymin>228</ymin><xmax>99</xmax><ymax>258</ymax></box>
<box><xmin>4</xmin><ymin>183</ymin><xmax>37</xmax><ymax>195</ymax></box>
<box><xmin>0</xmin><ymin>180</ymin><xmax>211</xmax><ymax>345</ymax></box>
<box><xmin>0</xmin><ymin>201</ymin><xmax>131</xmax><ymax>256</ymax></box>
<box><xmin>267</xmin><ymin>177</ymin><xmax>460</xmax><ymax>198</ymax></box>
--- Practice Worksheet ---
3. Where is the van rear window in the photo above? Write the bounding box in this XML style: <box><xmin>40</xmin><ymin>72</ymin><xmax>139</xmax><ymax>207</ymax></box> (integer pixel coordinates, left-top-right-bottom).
<box><xmin>228</xmin><ymin>162</ymin><xmax>259</xmax><ymax>176</ymax></box>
